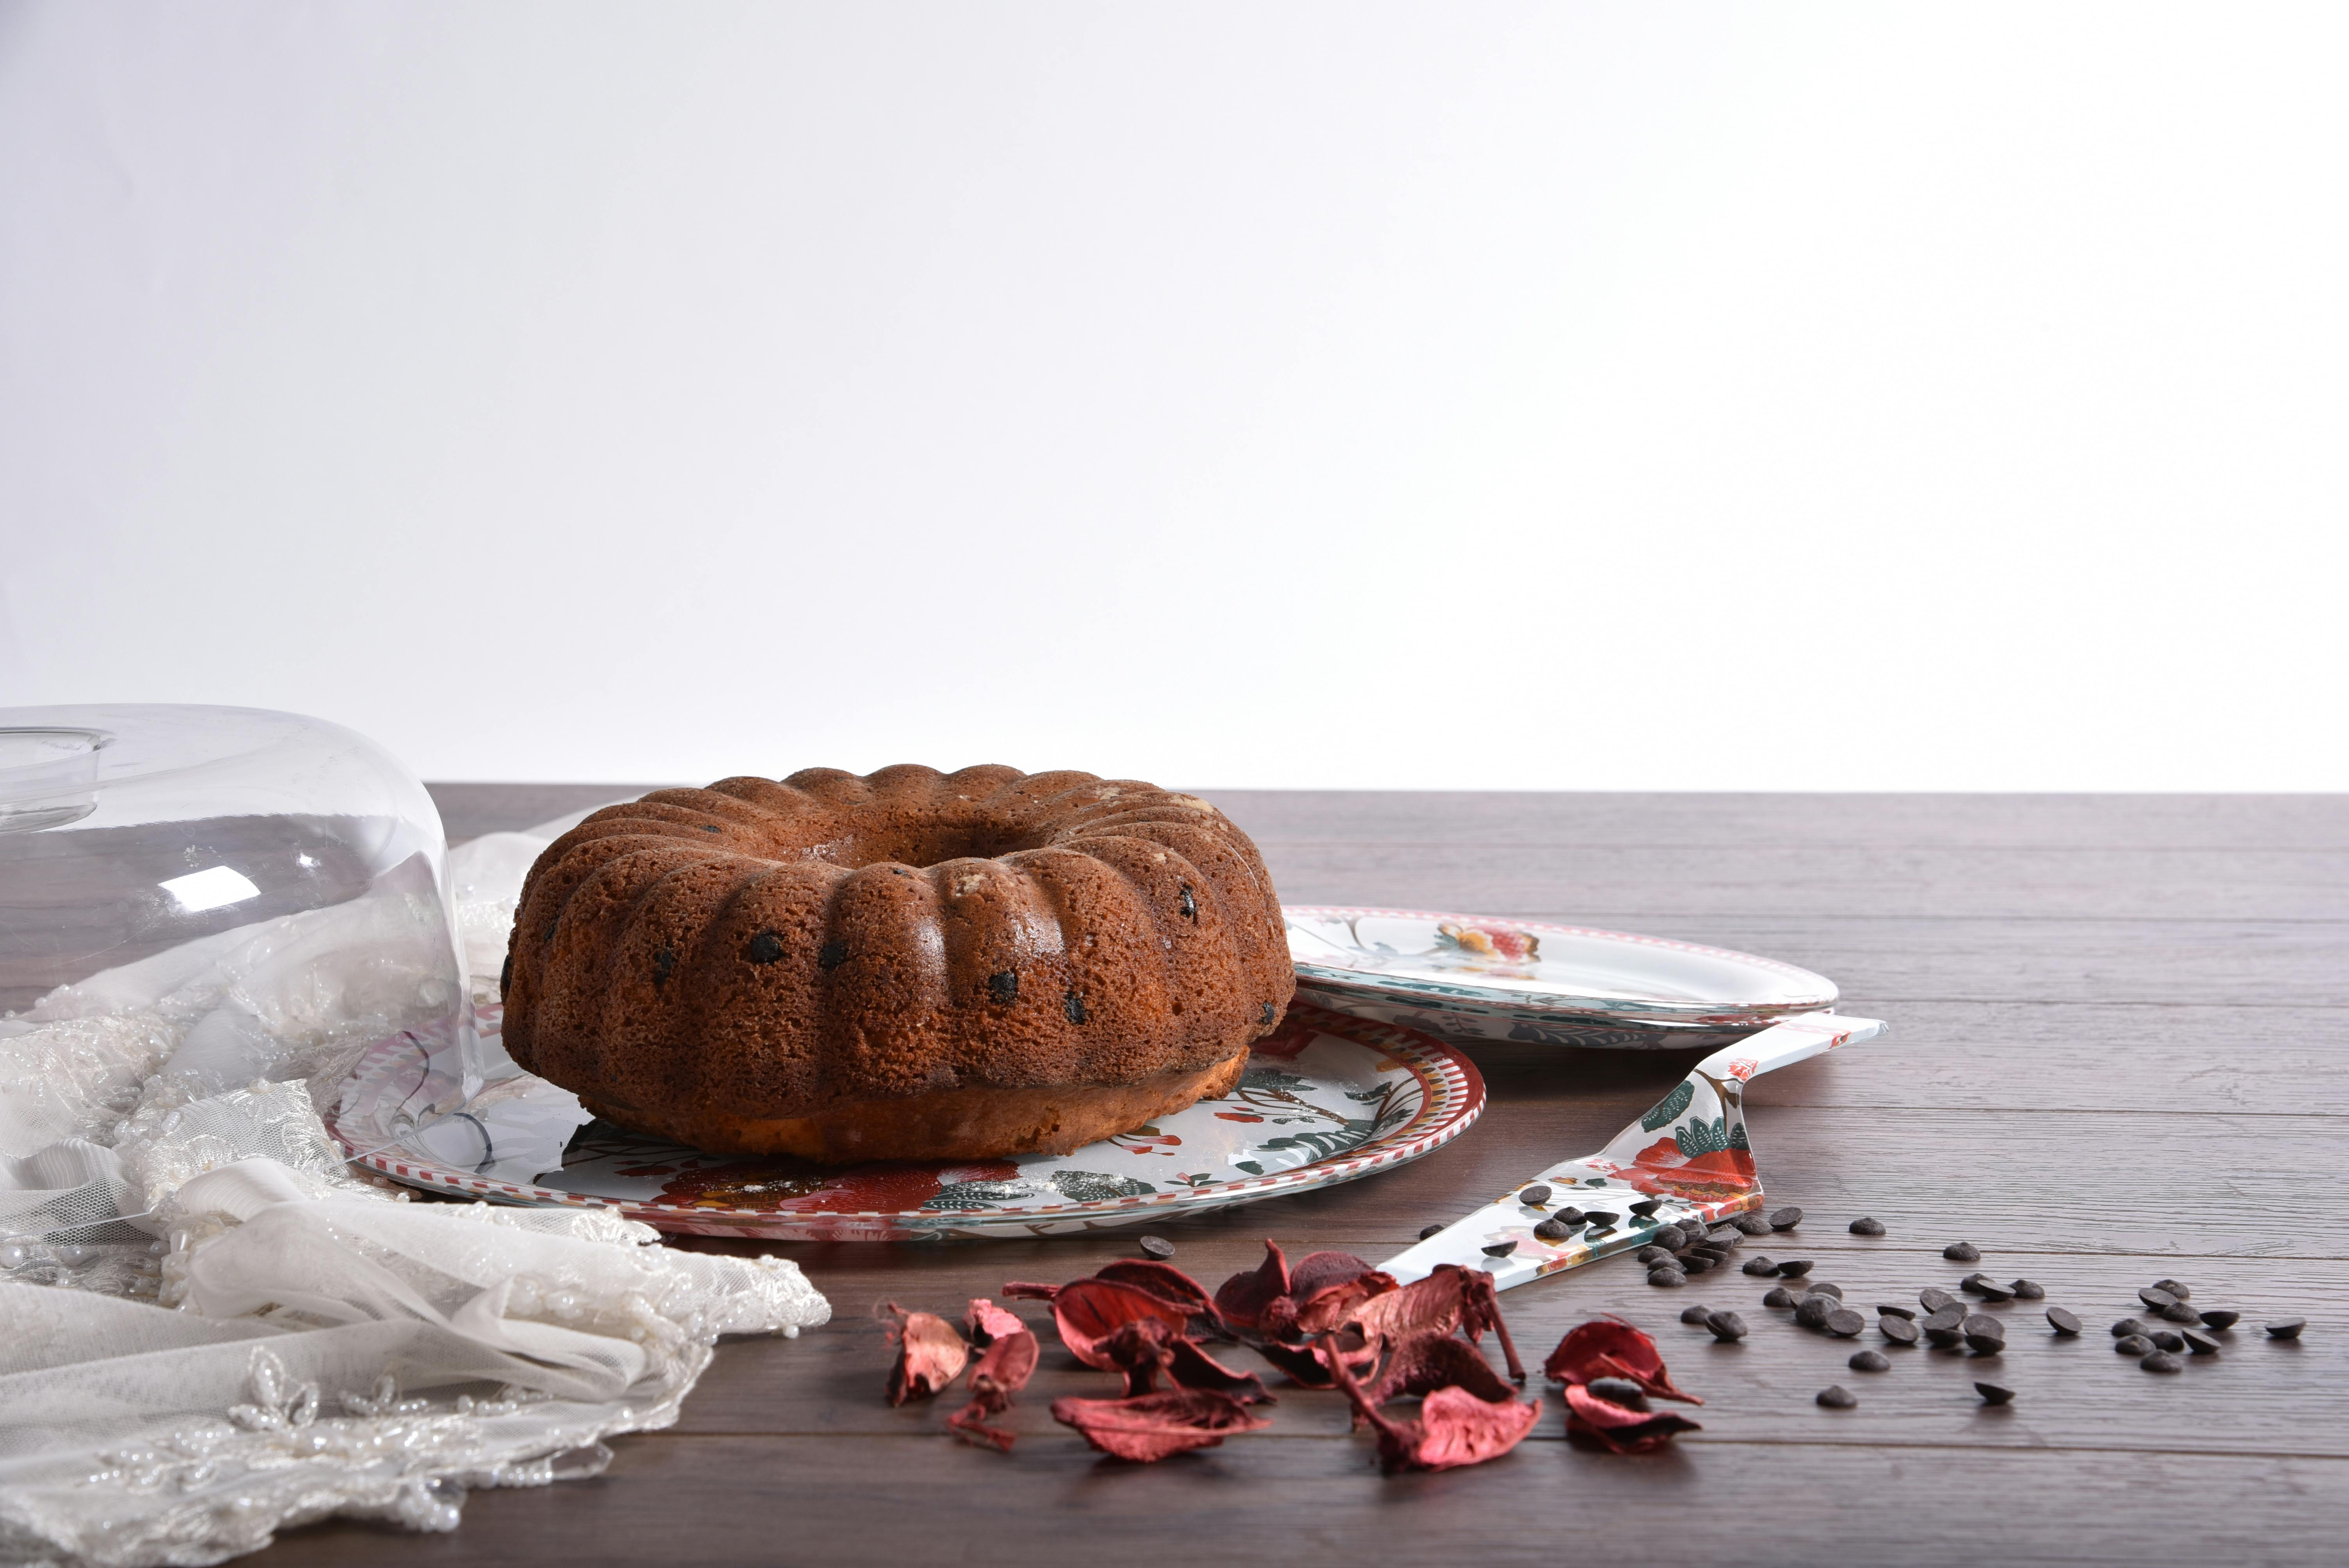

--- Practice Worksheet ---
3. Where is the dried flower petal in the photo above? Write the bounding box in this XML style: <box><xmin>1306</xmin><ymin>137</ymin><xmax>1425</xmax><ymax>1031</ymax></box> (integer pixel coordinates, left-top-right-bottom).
<box><xmin>1000</xmin><ymin>1281</ymin><xmax>1061</xmax><ymax>1302</ymax></box>
<box><xmin>1098</xmin><ymin>1318</ymin><xmax>1272</xmax><ymax>1404</ymax></box>
<box><xmin>1253</xmin><ymin>1327</ymin><xmax>1380</xmax><ymax>1388</ymax></box>
<box><xmin>1347</xmin><ymin>1267</ymin><xmax>1473</xmax><ymax>1343</ymax></box>
<box><xmin>880</xmin><ymin>1302</ymin><xmax>969</xmax><ymax>1406</ymax></box>
<box><xmin>1327</xmin><ymin>1345</ymin><xmax>1540</xmax><ymax>1473</ymax></box>
<box><xmin>1563</xmin><ymin>1381</ymin><xmax>1703</xmax><ymax>1453</ymax></box>
<box><xmin>1542</xmin><ymin>1318</ymin><xmax>1700</xmax><ymax>1406</ymax></box>
<box><xmin>1213</xmin><ymin>1240</ymin><xmax>1292</xmax><ymax>1329</ymax></box>
<box><xmin>948</xmin><ymin>1328</ymin><xmax>1040</xmax><ymax>1451</ymax></box>
<box><xmin>1360</xmin><ymin>1332</ymin><xmax>1517</xmax><ymax>1413</ymax></box>
<box><xmin>965</xmin><ymin>1298</ymin><xmax>1027</xmax><ymax>1347</ymax></box>
<box><xmin>1050</xmin><ymin>1278</ymin><xmax>1196</xmax><ymax>1369</ymax></box>
<box><xmin>1050</xmin><ymin>1389</ymin><xmax>1272</xmax><ymax>1462</ymax></box>
<box><xmin>1093</xmin><ymin>1260</ymin><xmax>1221</xmax><ymax>1326</ymax></box>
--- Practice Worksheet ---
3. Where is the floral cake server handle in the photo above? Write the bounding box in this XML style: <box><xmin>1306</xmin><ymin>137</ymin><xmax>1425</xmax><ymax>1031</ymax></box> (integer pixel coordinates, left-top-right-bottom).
<box><xmin>1380</xmin><ymin>1010</ymin><xmax>1887</xmax><ymax>1290</ymax></box>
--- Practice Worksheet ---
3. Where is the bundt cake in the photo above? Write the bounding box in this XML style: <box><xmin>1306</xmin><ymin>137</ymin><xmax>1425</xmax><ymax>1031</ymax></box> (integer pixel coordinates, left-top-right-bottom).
<box><xmin>499</xmin><ymin>765</ymin><xmax>1295</xmax><ymax>1163</ymax></box>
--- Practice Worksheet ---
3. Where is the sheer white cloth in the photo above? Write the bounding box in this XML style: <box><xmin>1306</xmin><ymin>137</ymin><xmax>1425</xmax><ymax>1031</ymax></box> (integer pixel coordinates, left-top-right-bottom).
<box><xmin>0</xmin><ymin>811</ymin><xmax>829</xmax><ymax>1568</ymax></box>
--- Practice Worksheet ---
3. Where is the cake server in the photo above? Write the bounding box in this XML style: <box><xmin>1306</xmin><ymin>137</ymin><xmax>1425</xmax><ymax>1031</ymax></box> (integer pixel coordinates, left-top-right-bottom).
<box><xmin>1379</xmin><ymin>1010</ymin><xmax>1887</xmax><ymax>1289</ymax></box>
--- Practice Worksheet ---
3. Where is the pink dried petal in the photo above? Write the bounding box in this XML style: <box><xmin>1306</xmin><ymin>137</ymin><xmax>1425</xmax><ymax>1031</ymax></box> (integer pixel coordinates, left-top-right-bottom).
<box><xmin>1212</xmin><ymin>1240</ymin><xmax>1292</xmax><ymax>1329</ymax></box>
<box><xmin>1346</xmin><ymin>1268</ymin><xmax>1471</xmax><ymax>1344</ymax></box>
<box><xmin>1543</xmin><ymin>1318</ymin><xmax>1701</xmax><ymax>1405</ymax></box>
<box><xmin>1360</xmin><ymin>1332</ymin><xmax>1517</xmax><ymax>1413</ymax></box>
<box><xmin>948</xmin><ymin>1328</ymin><xmax>1040</xmax><ymax>1451</ymax></box>
<box><xmin>1286</xmin><ymin>1250</ymin><xmax>1380</xmax><ymax>1300</ymax></box>
<box><xmin>1000</xmin><ymin>1281</ymin><xmax>1061</xmax><ymax>1301</ymax></box>
<box><xmin>965</xmin><ymin>1298</ymin><xmax>1027</xmax><ymax>1347</ymax></box>
<box><xmin>1051</xmin><ymin>1278</ymin><xmax>1195</xmax><ymax>1370</ymax></box>
<box><xmin>1098</xmin><ymin>1318</ymin><xmax>1273</xmax><ymax>1404</ymax></box>
<box><xmin>1288</xmin><ymin>1269</ymin><xmax>1399</xmax><ymax>1336</ymax></box>
<box><xmin>1050</xmin><ymin>1389</ymin><xmax>1272</xmax><ymax>1463</ymax></box>
<box><xmin>1254</xmin><ymin>1328</ymin><xmax>1379</xmax><ymax>1389</ymax></box>
<box><xmin>1563</xmin><ymin>1383</ymin><xmax>1703</xmax><ymax>1453</ymax></box>
<box><xmin>1327</xmin><ymin>1345</ymin><xmax>1540</xmax><ymax>1473</ymax></box>
<box><xmin>1093</xmin><ymin>1260</ymin><xmax>1221</xmax><ymax>1325</ymax></box>
<box><xmin>880</xmin><ymin>1303</ymin><xmax>969</xmax><ymax>1406</ymax></box>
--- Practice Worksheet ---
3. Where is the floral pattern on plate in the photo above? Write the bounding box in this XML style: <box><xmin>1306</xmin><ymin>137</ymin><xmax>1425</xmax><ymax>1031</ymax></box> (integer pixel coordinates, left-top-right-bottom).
<box><xmin>330</xmin><ymin>1001</ymin><xmax>1483</xmax><ymax>1241</ymax></box>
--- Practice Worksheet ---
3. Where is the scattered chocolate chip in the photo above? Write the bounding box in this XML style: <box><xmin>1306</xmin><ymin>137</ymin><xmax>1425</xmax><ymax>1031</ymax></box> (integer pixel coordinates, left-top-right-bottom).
<box><xmin>1638</xmin><ymin>1245</ymin><xmax>1673</xmax><ymax>1265</ymax></box>
<box><xmin>2198</xmin><ymin>1310</ymin><xmax>2240</xmax><ymax>1332</ymax></box>
<box><xmin>816</xmin><ymin>937</ymin><xmax>847</xmax><ymax>970</ymax></box>
<box><xmin>1848</xmin><ymin>1217</ymin><xmax>1886</xmax><ymax>1235</ymax></box>
<box><xmin>2046</xmin><ymin>1307</ymin><xmax>2082</xmax><ymax>1336</ymax></box>
<box><xmin>1743</xmin><ymin>1256</ymin><xmax>1779</xmax><ymax>1276</ymax></box>
<box><xmin>2150</xmin><ymin>1331</ymin><xmax>2187</xmax><ymax>1354</ymax></box>
<box><xmin>2139</xmin><ymin>1286</ymin><xmax>2179</xmax><ymax>1310</ymax></box>
<box><xmin>1680</xmin><ymin>1305</ymin><xmax>1716</xmax><ymax>1325</ymax></box>
<box><xmin>2267</xmin><ymin>1318</ymin><xmax>2306</xmax><ymax>1340</ymax></box>
<box><xmin>1586</xmin><ymin>1227</ymin><xmax>1617</xmax><ymax>1242</ymax></box>
<box><xmin>1969</xmin><ymin>1279</ymin><xmax>2017</xmax><ymax>1303</ymax></box>
<box><xmin>1732</xmin><ymin>1215</ymin><xmax>1771</xmax><ymax>1236</ymax></box>
<box><xmin>1138</xmin><ymin>1235</ymin><xmax>1175</xmax><ymax>1260</ymax></box>
<box><xmin>1588</xmin><ymin>1377</ymin><xmax>1650</xmax><ymax>1410</ymax></box>
<box><xmin>1554</xmin><ymin>1207</ymin><xmax>1587</xmax><ymax>1226</ymax></box>
<box><xmin>1581</xmin><ymin>1211</ymin><xmax>1619</xmax><ymax>1228</ymax></box>
<box><xmin>1922</xmin><ymin>1306</ymin><xmax>1964</xmax><ymax>1332</ymax></box>
<box><xmin>1064</xmin><ymin>990</ymin><xmax>1089</xmax><ymax>1024</ymax></box>
<box><xmin>1534</xmin><ymin>1219</ymin><xmax>1574</xmax><ymax>1243</ymax></box>
<box><xmin>1880</xmin><ymin>1316</ymin><xmax>1921</xmax><ymax>1346</ymax></box>
<box><xmin>1920</xmin><ymin>1288</ymin><xmax>1958</xmax><ymax>1314</ymax></box>
<box><xmin>748</xmin><ymin>930</ymin><xmax>788</xmax><ymax>964</ymax></box>
<box><xmin>1776</xmin><ymin>1260</ymin><xmax>1815</xmax><ymax>1278</ymax></box>
<box><xmin>2181</xmin><ymin>1328</ymin><xmax>2222</xmax><ymax>1356</ymax></box>
<box><xmin>1849</xmin><ymin>1349</ymin><xmax>1891</xmax><ymax>1372</ymax></box>
<box><xmin>2010</xmin><ymin>1279</ymin><xmax>2046</xmax><ymax>1301</ymax></box>
<box><xmin>1878</xmin><ymin>1303</ymin><xmax>1918</xmax><ymax>1320</ymax></box>
<box><xmin>2112</xmin><ymin>1317</ymin><xmax>2152</xmax><ymax>1339</ymax></box>
<box><xmin>1706</xmin><ymin>1311</ymin><xmax>1750</xmax><ymax>1343</ymax></box>
<box><xmin>1975</xmin><ymin>1381</ymin><xmax>2016</xmax><ymax>1406</ymax></box>
<box><xmin>1482</xmin><ymin>1240</ymin><xmax>1518</xmax><ymax>1259</ymax></box>
<box><xmin>1963</xmin><ymin>1316</ymin><xmax>2006</xmax><ymax>1353</ymax></box>
<box><xmin>1648</xmin><ymin>1267</ymin><xmax>1688</xmax><ymax>1287</ymax></box>
<box><xmin>2115</xmin><ymin>1334</ymin><xmax>2155</xmax><ymax>1356</ymax></box>
<box><xmin>1418</xmin><ymin>1223</ymin><xmax>1445</xmax><ymax>1240</ymax></box>
<box><xmin>1680</xmin><ymin>1254</ymin><xmax>1715</xmax><ymax>1276</ymax></box>
<box><xmin>1763</xmin><ymin>1286</ymin><xmax>1800</xmax><ymax>1309</ymax></box>
<box><xmin>2151</xmin><ymin>1278</ymin><xmax>2191</xmax><ymax>1300</ymax></box>
<box><xmin>1795</xmin><ymin>1296</ymin><xmax>1833</xmax><ymax>1330</ymax></box>
<box><xmin>1825</xmin><ymin>1308</ymin><xmax>1866</xmax><ymax>1338</ymax></box>
<box><xmin>1518</xmin><ymin>1185</ymin><xmax>1552</xmax><ymax>1206</ymax></box>
<box><xmin>2159</xmin><ymin>1302</ymin><xmax>2201</xmax><ymax>1324</ymax></box>
<box><xmin>1816</xmin><ymin>1384</ymin><xmax>1857</xmax><ymax>1408</ymax></box>
<box><xmin>1807</xmin><ymin>1282</ymin><xmax>1845</xmax><ymax>1300</ymax></box>
<box><xmin>2141</xmin><ymin>1350</ymin><xmax>2184</xmax><ymax>1374</ymax></box>
<box><xmin>1628</xmin><ymin>1198</ymin><xmax>1661</xmax><ymax>1217</ymax></box>
<box><xmin>1770</xmin><ymin>1206</ymin><xmax>1804</xmax><ymax>1231</ymax></box>
<box><xmin>1944</xmin><ymin>1242</ymin><xmax>1981</xmax><ymax>1262</ymax></box>
<box><xmin>1925</xmin><ymin>1326</ymin><xmax>1965</xmax><ymax>1349</ymax></box>
<box><xmin>986</xmin><ymin>970</ymin><xmax>1019</xmax><ymax>1003</ymax></box>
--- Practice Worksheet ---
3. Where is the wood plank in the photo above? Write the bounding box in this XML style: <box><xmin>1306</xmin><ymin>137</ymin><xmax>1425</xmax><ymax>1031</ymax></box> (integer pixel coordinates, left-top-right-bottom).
<box><xmin>246</xmin><ymin>1432</ymin><xmax>2348</xmax><ymax>1568</ymax></box>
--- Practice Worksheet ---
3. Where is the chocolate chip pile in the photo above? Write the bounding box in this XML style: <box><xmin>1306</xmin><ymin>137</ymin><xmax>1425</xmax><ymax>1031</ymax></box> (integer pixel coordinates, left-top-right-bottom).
<box><xmin>1650</xmin><ymin>1209</ymin><xmax>2310</xmax><ymax>1408</ymax></box>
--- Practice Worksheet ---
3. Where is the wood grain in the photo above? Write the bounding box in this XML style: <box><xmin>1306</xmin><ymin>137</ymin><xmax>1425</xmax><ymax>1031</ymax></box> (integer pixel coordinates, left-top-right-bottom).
<box><xmin>285</xmin><ymin>785</ymin><xmax>2346</xmax><ymax>1568</ymax></box>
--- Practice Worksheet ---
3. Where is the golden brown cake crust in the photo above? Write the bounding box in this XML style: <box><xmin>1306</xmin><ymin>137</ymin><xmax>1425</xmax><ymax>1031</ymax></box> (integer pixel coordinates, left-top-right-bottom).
<box><xmin>499</xmin><ymin>765</ymin><xmax>1294</xmax><ymax>1162</ymax></box>
<box><xmin>577</xmin><ymin>1048</ymin><xmax>1251</xmax><ymax>1164</ymax></box>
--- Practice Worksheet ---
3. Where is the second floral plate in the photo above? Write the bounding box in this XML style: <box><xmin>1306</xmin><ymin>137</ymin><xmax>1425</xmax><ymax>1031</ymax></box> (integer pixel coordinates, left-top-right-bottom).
<box><xmin>330</xmin><ymin>1000</ymin><xmax>1483</xmax><ymax>1241</ymax></box>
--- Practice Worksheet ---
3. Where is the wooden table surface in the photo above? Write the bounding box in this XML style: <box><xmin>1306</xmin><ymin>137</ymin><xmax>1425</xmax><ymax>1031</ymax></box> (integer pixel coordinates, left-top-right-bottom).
<box><xmin>264</xmin><ymin>787</ymin><xmax>2347</xmax><ymax>1568</ymax></box>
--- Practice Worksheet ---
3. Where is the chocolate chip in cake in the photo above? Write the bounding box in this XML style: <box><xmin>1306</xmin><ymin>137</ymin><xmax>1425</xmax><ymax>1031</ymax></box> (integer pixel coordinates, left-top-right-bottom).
<box><xmin>699</xmin><ymin>823</ymin><xmax>722</xmax><ymax>833</ymax></box>
<box><xmin>1064</xmin><ymin>991</ymin><xmax>1089</xmax><ymax>1024</ymax></box>
<box><xmin>1178</xmin><ymin>884</ymin><xmax>1198</xmax><ymax>921</ymax></box>
<box><xmin>1849</xmin><ymin>1217</ymin><xmax>1886</xmax><ymax>1235</ymax></box>
<box><xmin>814</xmin><ymin>937</ymin><xmax>846</xmax><ymax>970</ymax></box>
<box><xmin>1260</xmin><ymin>1001</ymin><xmax>1276</xmax><ymax>1025</ymax></box>
<box><xmin>986</xmin><ymin>970</ymin><xmax>1020</xmax><ymax>1004</ymax></box>
<box><xmin>1138</xmin><ymin>1235</ymin><xmax>1176</xmax><ymax>1260</ymax></box>
<box><xmin>651</xmin><ymin>946</ymin><xmax>677</xmax><ymax>987</ymax></box>
<box><xmin>750</xmin><ymin>930</ymin><xmax>790</xmax><ymax>965</ymax></box>
<box><xmin>499</xmin><ymin>953</ymin><xmax>513</xmax><ymax>996</ymax></box>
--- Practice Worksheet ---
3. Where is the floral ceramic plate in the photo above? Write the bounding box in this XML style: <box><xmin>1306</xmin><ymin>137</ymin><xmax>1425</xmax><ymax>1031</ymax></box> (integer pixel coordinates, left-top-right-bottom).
<box><xmin>329</xmin><ymin>1000</ymin><xmax>1483</xmax><ymax>1241</ymax></box>
<box><xmin>1285</xmin><ymin>905</ymin><xmax>1838</xmax><ymax>1049</ymax></box>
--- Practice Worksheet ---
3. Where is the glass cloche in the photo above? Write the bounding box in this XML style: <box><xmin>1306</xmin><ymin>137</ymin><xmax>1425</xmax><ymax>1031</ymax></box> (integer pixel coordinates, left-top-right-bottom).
<box><xmin>0</xmin><ymin>704</ymin><xmax>473</xmax><ymax>1155</ymax></box>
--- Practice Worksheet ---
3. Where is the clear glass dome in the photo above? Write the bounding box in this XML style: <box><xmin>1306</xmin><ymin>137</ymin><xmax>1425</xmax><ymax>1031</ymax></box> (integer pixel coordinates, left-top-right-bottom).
<box><xmin>0</xmin><ymin>704</ymin><xmax>471</xmax><ymax>1137</ymax></box>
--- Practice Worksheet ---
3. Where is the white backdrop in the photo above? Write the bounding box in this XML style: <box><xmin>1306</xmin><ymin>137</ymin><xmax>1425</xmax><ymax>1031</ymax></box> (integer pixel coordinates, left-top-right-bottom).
<box><xmin>3</xmin><ymin>3</ymin><xmax>2343</xmax><ymax>791</ymax></box>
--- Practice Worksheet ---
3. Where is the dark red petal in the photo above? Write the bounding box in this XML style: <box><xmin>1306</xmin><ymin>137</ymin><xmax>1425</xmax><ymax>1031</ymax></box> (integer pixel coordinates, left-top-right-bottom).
<box><xmin>1164</xmin><ymin>1335</ymin><xmax>1274</xmax><ymax>1405</ymax></box>
<box><xmin>1362</xmin><ymin>1332</ymin><xmax>1517</xmax><ymax>1410</ymax></box>
<box><xmin>1093</xmin><ymin>1260</ymin><xmax>1220</xmax><ymax>1324</ymax></box>
<box><xmin>1050</xmin><ymin>1390</ymin><xmax>1273</xmax><ymax>1463</ymax></box>
<box><xmin>1543</xmin><ymin>1317</ymin><xmax>1701</xmax><ymax>1405</ymax></box>
<box><xmin>1398</xmin><ymin>1385</ymin><xmax>1543</xmax><ymax>1472</ymax></box>
<box><xmin>880</xmin><ymin>1303</ymin><xmax>970</xmax><ymax>1406</ymax></box>
<box><xmin>1289</xmin><ymin>1270</ymin><xmax>1399</xmax><ymax>1336</ymax></box>
<box><xmin>1052</xmin><ymin>1278</ymin><xmax>1196</xmax><ymax>1370</ymax></box>
<box><xmin>999</xmin><ymin>1281</ymin><xmax>1061</xmax><ymax>1301</ymax></box>
<box><xmin>1347</xmin><ymin>1269</ymin><xmax>1469</xmax><ymax>1344</ymax></box>
<box><xmin>1251</xmin><ymin>1328</ymin><xmax>1378</xmax><ymax>1389</ymax></box>
<box><xmin>967</xmin><ymin>1329</ymin><xmax>1041</xmax><ymax>1408</ymax></box>
<box><xmin>1212</xmin><ymin>1240</ymin><xmax>1291</xmax><ymax>1330</ymax></box>
<box><xmin>1563</xmin><ymin>1384</ymin><xmax>1702</xmax><ymax>1452</ymax></box>
<box><xmin>1285</xmin><ymin>1249</ymin><xmax>1379</xmax><ymax>1301</ymax></box>
<box><xmin>965</xmin><ymin>1297</ymin><xmax>1027</xmax><ymax>1347</ymax></box>
<box><xmin>946</xmin><ymin>1406</ymin><xmax>1019</xmax><ymax>1452</ymax></box>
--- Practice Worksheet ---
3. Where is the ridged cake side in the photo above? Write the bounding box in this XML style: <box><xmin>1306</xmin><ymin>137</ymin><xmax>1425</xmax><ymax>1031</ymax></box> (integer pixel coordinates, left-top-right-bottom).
<box><xmin>499</xmin><ymin>765</ymin><xmax>1294</xmax><ymax>1133</ymax></box>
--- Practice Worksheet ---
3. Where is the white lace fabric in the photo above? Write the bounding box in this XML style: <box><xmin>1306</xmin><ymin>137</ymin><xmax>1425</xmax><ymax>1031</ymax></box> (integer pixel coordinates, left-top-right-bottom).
<box><xmin>0</xmin><ymin>819</ymin><xmax>830</xmax><ymax>1568</ymax></box>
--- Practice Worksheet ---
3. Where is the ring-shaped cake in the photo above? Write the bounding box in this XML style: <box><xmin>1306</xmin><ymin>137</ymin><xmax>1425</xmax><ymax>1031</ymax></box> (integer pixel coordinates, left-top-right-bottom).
<box><xmin>501</xmin><ymin>765</ymin><xmax>1295</xmax><ymax>1163</ymax></box>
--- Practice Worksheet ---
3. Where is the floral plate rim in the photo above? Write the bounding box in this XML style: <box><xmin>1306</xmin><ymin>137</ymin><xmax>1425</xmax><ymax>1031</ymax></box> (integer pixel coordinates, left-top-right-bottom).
<box><xmin>336</xmin><ymin>1001</ymin><xmax>1484</xmax><ymax>1241</ymax></box>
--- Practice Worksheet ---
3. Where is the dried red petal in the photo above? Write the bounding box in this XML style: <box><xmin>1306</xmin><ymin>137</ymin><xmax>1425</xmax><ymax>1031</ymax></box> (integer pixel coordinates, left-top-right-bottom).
<box><xmin>965</xmin><ymin>1297</ymin><xmax>1027</xmax><ymax>1347</ymax></box>
<box><xmin>1542</xmin><ymin>1317</ymin><xmax>1701</xmax><ymax>1405</ymax></box>
<box><xmin>1092</xmin><ymin>1260</ymin><xmax>1220</xmax><ymax>1325</ymax></box>
<box><xmin>1050</xmin><ymin>1389</ymin><xmax>1272</xmax><ymax>1463</ymax></box>
<box><xmin>1288</xmin><ymin>1268</ymin><xmax>1399</xmax><ymax>1336</ymax></box>
<box><xmin>948</xmin><ymin>1328</ymin><xmax>1040</xmax><ymax>1452</ymax></box>
<box><xmin>1360</xmin><ymin>1332</ymin><xmax>1517</xmax><ymax>1412</ymax></box>
<box><xmin>1286</xmin><ymin>1249</ymin><xmax>1381</xmax><ymax>1300</ymax></box>
<box><xmin>1050</xmin><ymin>1278</ymin><xmax>1195</xmax><ymax>1370</ymax></box>
<box><xmin>1098</xmin><ymin>1318</ymin><xmax>1272</xmax><ymax>1404</ymax></box>
<box><xmin>1327</xmin><ymin>1345</ymin><xmax>1540</xmax><ymax>1472</ymax></box>
<box><xmin>1347</xmin><ymin>1267</ymin><xmax>1472</xmax><ymax>1343</ymax></box>
<box><xmin>1562</xmin><ymin>1382</ymin><xmax>1703</xmax><ymax>1453</ymax></box>
<box><xmin>880</xmin><ymin>1303</ymin><xmax>970</xmax><ymax>1406</ymax></box>
<box><xmin>1212</xmin><ymin>1240</ymin><xmax>1292</xmax><ymax>1329</ymax></box>
<box><xmin>1254</xmin><ymin>1327</ymin><xmax>1380</xmax><ymax>1389</ymax></box>
<box><xmin>1000</xmin><ymin>1281</ymin><xmax>1060</xmax><ymax>1301</ymax></box>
